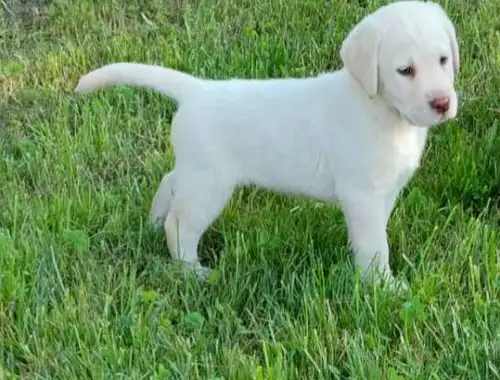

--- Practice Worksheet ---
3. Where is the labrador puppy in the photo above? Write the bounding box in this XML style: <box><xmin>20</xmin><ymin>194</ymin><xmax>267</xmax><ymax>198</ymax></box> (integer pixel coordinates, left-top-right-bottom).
<box><xmin>75</xmin><ymin>1</ymin><xmax>459</xmax><ymax>290</ymax></box>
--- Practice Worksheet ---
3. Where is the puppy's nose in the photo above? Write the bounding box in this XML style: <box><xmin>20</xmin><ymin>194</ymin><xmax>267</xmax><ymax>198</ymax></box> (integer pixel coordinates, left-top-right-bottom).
<box><xmin>430</xmin><ymin>96</ymin><xmax>450</xmax><ymax>114</ymax></box>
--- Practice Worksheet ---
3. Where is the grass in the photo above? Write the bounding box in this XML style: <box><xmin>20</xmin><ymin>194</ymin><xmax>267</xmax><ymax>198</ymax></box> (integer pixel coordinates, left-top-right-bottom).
<box><xmin>1</xmin><ymin>0</ymin><xmax>500</xmax><ymax>378</ymax></box>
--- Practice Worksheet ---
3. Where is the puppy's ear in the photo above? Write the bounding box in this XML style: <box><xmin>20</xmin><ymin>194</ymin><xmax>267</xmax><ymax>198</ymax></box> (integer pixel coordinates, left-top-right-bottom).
<box><xmin>427</xmin><ymin>2</ymin><xmax>460</xmax><ymax>75</ymax></box>
<box><xmin>340</xmin><ymin>15</ymin><xmax>381</xmax><ymax>98</ymax></box>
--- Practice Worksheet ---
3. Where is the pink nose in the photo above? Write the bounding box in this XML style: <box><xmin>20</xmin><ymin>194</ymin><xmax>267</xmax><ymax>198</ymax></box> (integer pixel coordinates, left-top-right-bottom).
<box><xmin>430</xmin><ymin>96</ymin><xmax>450</xmax><ymax>114</ymax></box>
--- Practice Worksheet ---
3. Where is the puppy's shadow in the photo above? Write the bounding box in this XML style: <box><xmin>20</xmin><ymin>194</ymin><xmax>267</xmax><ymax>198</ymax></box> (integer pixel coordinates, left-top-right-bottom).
<box><xmin>198</xmin><ymin>227</ymin><xmax>226</xmax><ymax>268</ymax></box>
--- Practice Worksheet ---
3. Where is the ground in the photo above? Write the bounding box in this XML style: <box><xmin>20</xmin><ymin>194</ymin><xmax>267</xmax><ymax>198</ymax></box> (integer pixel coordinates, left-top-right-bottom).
<box><xmin>1</xmin><ymin>0</ymin><xmax>500</xmax><ymax>378</ymax></box>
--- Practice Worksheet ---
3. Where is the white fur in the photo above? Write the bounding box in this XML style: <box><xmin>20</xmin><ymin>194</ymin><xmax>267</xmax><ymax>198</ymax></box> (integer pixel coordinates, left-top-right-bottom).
<box><xmin>75</xmin><ymin>1</ymin><xmax>459</xmax><ymax>289</ymax></box>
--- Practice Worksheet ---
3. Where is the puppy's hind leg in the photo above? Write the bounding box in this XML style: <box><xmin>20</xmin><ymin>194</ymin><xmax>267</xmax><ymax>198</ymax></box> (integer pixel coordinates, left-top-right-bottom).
<box><xmin>150</xmin><ymin>171</ymin><xmax>176</xmax><ymax>231</ymax></box>
<box><xmin>164</xmin><ymin>169</ymin><xmax>234</xmax><ymax>277</ymax></box>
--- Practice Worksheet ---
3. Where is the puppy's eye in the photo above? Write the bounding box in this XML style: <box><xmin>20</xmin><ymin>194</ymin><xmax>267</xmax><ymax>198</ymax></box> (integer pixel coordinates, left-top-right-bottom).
<box><xmin>440</xmin><ymin>56</ymin><xmax>448</xmax><ymax>65</ymax></box>
<box><xmin>397</xmin><ymin>66</ymin><xmax>415</xmax><ymax>78</ymax></box>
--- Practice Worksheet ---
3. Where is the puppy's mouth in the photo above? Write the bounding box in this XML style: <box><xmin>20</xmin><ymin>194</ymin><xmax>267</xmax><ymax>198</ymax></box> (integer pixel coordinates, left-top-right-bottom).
<box><xmin>383</xmin><ymin>93</ymin><xmax>435</xmax><ymax>127</ymax></box>
<box><xmin>431</xmin><ymin>105</ymin><xmax>456</xmax><ymax>124</ymax></box>
<box><xmin>384</xmin><ymin>92</ymin><xmax>453</xmax><ymax>127</ymax></box>
<box><xmin>400</xmin><ymin>105</ymin><xmax>453</xmax><ymax>128</ymax></box>
<box><xmin>435</xmin><ymin>111</ymin><xmax>448</xmax><ymax>121</ymax></box>
<box><xmin>397</xmin><ymin>109</ymin><xmax>428</xmax><ymax>127</ymax></box>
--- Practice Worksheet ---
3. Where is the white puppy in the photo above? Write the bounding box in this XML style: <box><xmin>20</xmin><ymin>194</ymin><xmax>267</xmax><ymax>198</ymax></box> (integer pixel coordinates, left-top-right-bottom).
<box><xmin>75</xmin><ymin>1</ymin><xmax>459</xmax><ymax>289</ymax></box>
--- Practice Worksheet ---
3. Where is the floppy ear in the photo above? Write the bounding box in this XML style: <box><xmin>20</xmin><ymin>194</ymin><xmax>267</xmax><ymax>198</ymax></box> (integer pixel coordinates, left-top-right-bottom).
<box><xmin>340</xmin><ymin>16</ymin><xmax>381</xmax><ymax>98</ymax></box>
<box><xmin>427</xmin><ymin>2</ymin><xmax>460</xmax><ymax>75</ymax></box>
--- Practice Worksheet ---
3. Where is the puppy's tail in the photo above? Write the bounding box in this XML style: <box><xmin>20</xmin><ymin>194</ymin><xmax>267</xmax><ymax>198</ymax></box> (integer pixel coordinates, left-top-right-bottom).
<box><xmin>74</xmin><ymin>62</ymin><xmax>201</xmax><ymax>104</ymax></box>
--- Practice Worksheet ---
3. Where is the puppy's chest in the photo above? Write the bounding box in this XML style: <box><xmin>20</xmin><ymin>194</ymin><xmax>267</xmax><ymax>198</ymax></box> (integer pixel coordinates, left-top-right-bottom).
<box><xmin>371</xmin><ymin>128</ymin><xmax>427</xmax><ymax>189</ymax></box>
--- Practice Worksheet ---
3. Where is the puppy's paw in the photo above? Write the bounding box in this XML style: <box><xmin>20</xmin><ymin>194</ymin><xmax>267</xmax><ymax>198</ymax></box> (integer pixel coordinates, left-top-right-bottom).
<box><xmin>176</xmin><ymin>260</ymin><xmax>211</xmax><ymax>280</ymax></box>
<box><xmin>363</xmin><ymin>268</ymin><xmax>409</xmax><ymax>294</ymax></box>
<box><xmin>193</xmin><ymin>263</ymin><xmax>211</xmax><ymax>279</ymax></box>
<box><xmin>381</xmin><ymin>274</ymin><xmax>409</xmax><ymax>294</ymax></box>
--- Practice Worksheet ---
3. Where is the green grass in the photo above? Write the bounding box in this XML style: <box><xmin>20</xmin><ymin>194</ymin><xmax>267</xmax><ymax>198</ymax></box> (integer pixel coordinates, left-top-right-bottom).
<box><xmin>1</xmin><ymin>0</ymin><xmax>500</xmax><ymax>378</ymax></box>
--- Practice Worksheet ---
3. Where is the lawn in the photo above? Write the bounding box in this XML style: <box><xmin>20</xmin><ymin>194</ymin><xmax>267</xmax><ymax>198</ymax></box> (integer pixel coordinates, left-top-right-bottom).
<box><xmin>1</xmin><ymin>0</ymin><xmax>500</xmax><ymax>378</ymax></box>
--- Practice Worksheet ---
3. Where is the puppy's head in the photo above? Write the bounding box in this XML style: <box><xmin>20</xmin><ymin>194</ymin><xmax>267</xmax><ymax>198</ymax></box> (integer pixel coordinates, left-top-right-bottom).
<box><xmin>340</xmin><ymin>1</ymin><xmax>459</xmax><ymax>127</ymax></box>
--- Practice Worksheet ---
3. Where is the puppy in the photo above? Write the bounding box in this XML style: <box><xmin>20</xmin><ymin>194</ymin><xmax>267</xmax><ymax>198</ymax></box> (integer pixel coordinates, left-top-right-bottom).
<box><xmin>75</xmin><ymin>1</ymin><xmax>459</xmax><ymax>289</ymax></box>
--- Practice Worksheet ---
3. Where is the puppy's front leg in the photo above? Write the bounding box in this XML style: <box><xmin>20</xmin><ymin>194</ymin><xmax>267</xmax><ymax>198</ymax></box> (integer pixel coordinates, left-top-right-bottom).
<box><xmin>341</xmin><ymin>193</ymin><xmax>406</xmax><ymax>290</ymax></box>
